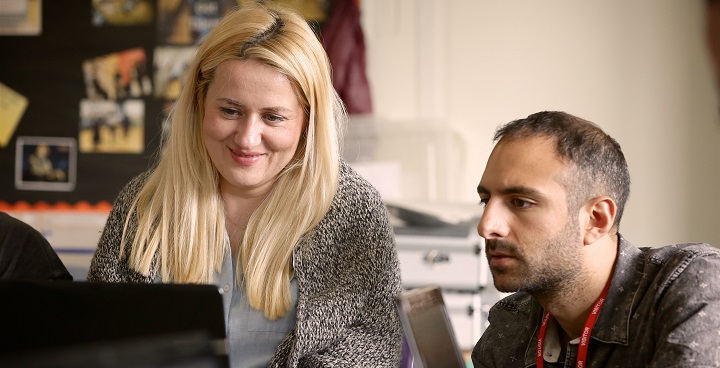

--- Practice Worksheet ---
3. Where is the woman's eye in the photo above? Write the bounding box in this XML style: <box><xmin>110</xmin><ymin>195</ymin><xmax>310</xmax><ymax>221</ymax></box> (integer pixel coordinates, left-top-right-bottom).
<box><xmin>265</xmin><ymin>114</ymin><xmax>285</xmax><ymax>123</ymax></box>
<box><xmin>220</xmin><ymin>107</ymin><xmax>239</xmax><ymax>117</ymax></box>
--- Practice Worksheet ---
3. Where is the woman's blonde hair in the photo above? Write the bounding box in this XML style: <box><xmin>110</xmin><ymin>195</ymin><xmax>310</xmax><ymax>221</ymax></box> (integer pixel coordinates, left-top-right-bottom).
<box><xmin>121</xmin><ymin>2</ymin><xmax>345</xmax><ymax>319</ymax></box>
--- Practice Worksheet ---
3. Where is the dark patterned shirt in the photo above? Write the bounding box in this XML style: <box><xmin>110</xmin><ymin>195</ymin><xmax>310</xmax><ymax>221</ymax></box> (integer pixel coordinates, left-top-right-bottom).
<box><xmin>0</xmin><ymin>211</ymin><xmax>72</xmax><ymax>281</ymax></box>
<box><xmin>473</xmin><ymin>235</ymin><xmax>720</xmax><ymax>368</ymax></box>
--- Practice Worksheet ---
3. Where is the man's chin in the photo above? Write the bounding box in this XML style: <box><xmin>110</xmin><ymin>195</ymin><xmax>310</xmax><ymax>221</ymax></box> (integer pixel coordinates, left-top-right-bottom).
<box><xmin>491</xmin><ymin>277</ymin><xmax>521</xmax><ymax>293</ymax></box>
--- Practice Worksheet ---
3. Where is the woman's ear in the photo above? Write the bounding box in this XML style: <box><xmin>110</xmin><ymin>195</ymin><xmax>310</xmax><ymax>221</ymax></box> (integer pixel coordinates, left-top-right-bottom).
<box><xmin>581</xmin><ymin>196</ymin><xmax>617</xmax><ymax>245</ymax></box>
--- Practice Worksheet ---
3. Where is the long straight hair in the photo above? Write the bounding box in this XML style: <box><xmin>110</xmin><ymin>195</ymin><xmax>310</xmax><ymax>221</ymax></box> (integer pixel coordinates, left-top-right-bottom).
<box><xmin>120</xmin><ymin>2</ymin><xmax>345</xmax><ymax>319</ymax></box>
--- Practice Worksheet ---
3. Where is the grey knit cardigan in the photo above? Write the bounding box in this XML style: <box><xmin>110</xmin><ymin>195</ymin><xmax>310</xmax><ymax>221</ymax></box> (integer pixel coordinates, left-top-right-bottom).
<box><xmin>87</xmin><ymin>161</ymin><xmax>403</xmax><ymax>367</ymax></box>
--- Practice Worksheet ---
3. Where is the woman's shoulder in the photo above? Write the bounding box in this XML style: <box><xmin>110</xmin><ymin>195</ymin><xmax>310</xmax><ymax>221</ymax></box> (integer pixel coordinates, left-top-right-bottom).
<box><xmin>317</xmin><ymin>160</ymin><xmax>390</xmax><ymax>229</ymax></box>
<box><xmin>337</xmin><ymin>159</ymin><xmax>383</xmax><ymax>203</ymax></box>
<box><xmin>110</xmin><ymin>170</ymin><xmax>154</xmax><ymax>210</ymax></box>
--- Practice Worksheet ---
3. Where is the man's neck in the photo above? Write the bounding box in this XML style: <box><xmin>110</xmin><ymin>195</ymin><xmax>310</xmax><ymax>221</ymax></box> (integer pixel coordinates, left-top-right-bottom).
<box><xmin>537</xmin><ymin>237</ymin><xmax>618</xmax><ymax>339</ymax></box>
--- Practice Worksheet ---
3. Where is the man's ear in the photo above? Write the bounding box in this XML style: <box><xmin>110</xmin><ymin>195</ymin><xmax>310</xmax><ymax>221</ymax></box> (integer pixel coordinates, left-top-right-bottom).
<box><xmin>581</xmin><ymin>196</ymin><xmax>617</xmax><ymax>245</ymax></box>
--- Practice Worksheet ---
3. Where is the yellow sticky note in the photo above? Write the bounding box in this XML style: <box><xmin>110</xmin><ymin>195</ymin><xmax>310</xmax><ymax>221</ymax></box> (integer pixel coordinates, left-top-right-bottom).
<box><xmin>0</xmin><ymin>82</ymin><xmax>29</xmax><ymax>148</ymax></box>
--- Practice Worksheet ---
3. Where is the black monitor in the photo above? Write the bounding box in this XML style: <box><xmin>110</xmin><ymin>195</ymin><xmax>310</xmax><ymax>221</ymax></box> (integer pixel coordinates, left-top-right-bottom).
<box><xmin>0</xmin><ymin>281</ymin><xmax>228</xmax><ymax>367</ymax></box>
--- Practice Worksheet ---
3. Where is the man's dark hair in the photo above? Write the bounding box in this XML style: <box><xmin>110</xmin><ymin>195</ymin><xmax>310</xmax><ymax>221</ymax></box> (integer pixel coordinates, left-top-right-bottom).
<box><xmin>494</xmin><ymin>111</ymin><xmax>631</xmax><ymax>232</ymax></box>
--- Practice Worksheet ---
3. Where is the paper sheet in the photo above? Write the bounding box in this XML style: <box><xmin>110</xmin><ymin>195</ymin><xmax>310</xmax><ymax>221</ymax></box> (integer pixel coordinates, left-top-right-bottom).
<box><xmin>0</xmin><ymin>81</ymin><xmax>29</xmax><ymax>148</ymax></box>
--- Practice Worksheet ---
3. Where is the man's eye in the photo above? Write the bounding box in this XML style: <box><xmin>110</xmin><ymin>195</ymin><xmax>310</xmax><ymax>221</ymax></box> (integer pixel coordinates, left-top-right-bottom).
<box><xmin>511</xmin><ymin>198</ymin><xmax>532</xmax><ymax>208</ymax></box>
<box><xmin>478</xmin><ymin>198</ymin><xmax>489</xmax><ymax>208</ymax></box>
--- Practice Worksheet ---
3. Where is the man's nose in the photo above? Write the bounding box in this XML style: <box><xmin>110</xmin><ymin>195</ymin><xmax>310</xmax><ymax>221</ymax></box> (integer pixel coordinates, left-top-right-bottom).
<box><xmin>477</xmin><ymin>200</ymin><xmax>509</xmax><ymax>240</ymax></box>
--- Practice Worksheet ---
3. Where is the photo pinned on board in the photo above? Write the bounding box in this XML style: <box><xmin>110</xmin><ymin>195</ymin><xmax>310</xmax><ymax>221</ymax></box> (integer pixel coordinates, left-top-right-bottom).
<box><xmin>156</xmin><ymin>0</ymin><xmax>237</xmax><ymax>45</ymax></box>
<box><xmin>79</xmin><ymin>99</ymin><xmax>145</xmax><ymax>154</ymax></box>
<box><xmin>91</xmin><ymin>0</ymin><xmax>154</xmax><ymax>26</ymax></box>
<box><xmin>15</xmin><ymin>136</ymin><xmax>77</xmax><ymax>192</ymax></box>
<box><xmin>81</xmin><ymin>47</ymin><xmax>153</xmax><ymax>101</ymax></box>
<box><xmin>153</xmin><ymin>46</ymin><xmax>197</xmax><ymax>100</ymax></box>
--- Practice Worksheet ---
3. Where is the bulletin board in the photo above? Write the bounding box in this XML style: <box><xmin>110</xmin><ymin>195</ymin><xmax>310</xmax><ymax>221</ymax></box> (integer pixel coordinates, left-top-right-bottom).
<box><xmin>0</xmin><ymin>0</ymin><xmax>336</xmax><ymax>210</ymax></box>
<box><xmin>0</xmin><ymin>0</ymin><xmax>162</xmax><ymax>209</ymax></box>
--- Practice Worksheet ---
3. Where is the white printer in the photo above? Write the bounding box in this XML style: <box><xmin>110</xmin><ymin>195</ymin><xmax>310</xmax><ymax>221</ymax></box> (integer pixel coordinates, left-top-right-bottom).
<box><xmin>388</xmin><ymin>202</ymin><xmax>507</xmax><ymax>351</ymax></box>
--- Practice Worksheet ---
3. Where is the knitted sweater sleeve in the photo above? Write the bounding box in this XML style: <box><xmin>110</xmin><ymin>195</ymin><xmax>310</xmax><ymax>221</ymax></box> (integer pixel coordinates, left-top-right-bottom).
<box><xmin>87</xmin><ymin>172</ymin><xmax>153</xmax><ymax>283</ymax></box>
<box><xmin>274</xmin><ymin>162</ymin><xmax>403</xmax><ymax>367</ymax></box>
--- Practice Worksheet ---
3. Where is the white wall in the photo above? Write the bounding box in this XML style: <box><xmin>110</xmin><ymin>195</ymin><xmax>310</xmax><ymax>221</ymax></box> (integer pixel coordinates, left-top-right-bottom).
<box><xmin>359</xmin><ymin>0</ymin><xmax>720</xmax><ymax>248</ymax></box>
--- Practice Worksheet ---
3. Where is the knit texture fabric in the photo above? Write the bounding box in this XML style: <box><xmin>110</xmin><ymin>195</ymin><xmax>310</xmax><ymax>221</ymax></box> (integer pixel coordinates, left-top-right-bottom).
<box><xmin>87</xmin><ymin>161</ymin><xmax>403</xmax><ymax>367</ymax></box>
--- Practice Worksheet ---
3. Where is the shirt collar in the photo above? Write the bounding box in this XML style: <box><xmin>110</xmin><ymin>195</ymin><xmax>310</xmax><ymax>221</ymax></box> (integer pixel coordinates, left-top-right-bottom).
<box><xmin>591</xmin><ymin>234</ymin><xmax>641</xmax><ymax>345</ymax></box>
<box><xmin>523</xmin><ymin>234</ymin><xmax>640</xmax><ymax>366</ymax></box>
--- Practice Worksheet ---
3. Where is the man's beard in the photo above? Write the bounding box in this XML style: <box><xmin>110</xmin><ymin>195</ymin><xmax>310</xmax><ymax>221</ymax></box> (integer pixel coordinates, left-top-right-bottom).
<box><xmin>485</xmin><ymin>222</ymin><xmax>583</xmax><ymax>295</ymax></box>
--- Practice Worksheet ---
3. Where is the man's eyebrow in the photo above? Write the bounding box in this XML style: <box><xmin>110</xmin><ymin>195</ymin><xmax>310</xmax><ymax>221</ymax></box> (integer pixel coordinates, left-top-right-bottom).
<box><xmin>477</xmin><ymin>184</ymin><xmax>489</xmax><ymax>196</ymax></box>
<box><xmin>477</xmin><ymin>184</ymin><xmax>544</xmax><ymax>198</ymax></box>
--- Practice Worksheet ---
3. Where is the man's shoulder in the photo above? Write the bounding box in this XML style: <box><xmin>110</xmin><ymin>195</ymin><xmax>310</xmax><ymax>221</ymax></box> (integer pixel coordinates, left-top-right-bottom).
<box><xmin>475</xmin><ymin>291</ymin><xmax>538</xmax><ymax>367</ymax></box>
<box><xmin>632</xmin><ymin>242</ymin><xmax>720</xmax><ymax>292</ymax></box>
<box><xmin>622</xmin><ymin>242</ymin><xmax>720</xmax><ymax>366</ymax></box>
<box><xmin>640</xmin><ymin>242</ymin><xmax>720</xmax><ymax>266</ymax></box>
<box><xmin>0</xmin><ymin>212</ymin><xmax>27</xmax><ymax>232</ymax></box>
<box><xmin>0</xmin><ymin>211</ymin><xmax>48</xmax><ymax>245</ymax></box>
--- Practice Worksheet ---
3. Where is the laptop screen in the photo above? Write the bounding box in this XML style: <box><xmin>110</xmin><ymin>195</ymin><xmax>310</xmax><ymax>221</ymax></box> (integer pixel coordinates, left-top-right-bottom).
<box><xmin>396</xmin><ymin>285</ymin><xmax>466</xmax><ymax>368</ymax></box>
<box><xmin>0</xmin><ymin>280</ymin><xmax>228</xmax><ymax>366</ymax></box>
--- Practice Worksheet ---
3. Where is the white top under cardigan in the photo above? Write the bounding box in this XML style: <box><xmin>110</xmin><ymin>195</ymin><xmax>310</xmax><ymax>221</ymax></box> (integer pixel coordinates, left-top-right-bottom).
<box><xmin>215</xmin><ymin>234</ymin><xmax>298</xmax><ymax>368</ymax></box>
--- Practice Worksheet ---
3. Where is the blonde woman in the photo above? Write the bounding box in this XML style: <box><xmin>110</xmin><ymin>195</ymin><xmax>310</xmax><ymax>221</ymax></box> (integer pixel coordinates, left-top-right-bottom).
<box><xmin>87</xmin><ymin>3</ymin><xmax>402</xmax><ymax>367</ymax></box>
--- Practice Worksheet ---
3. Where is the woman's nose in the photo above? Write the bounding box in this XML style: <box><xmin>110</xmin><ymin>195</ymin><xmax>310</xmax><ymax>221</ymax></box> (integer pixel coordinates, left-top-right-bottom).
<box><xmin>236</xmin><ymin>116</ymin><xmax>261</xmax><ymax>147</ymax></box>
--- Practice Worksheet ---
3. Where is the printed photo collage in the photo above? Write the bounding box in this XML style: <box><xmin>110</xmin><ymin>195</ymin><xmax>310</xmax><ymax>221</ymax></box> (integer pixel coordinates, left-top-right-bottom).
<box><xmin>11</xmin><ymin>0</ymin><xmax>241</xmax><ymax>191</ymax></box>
<box><xmin>8</xmin><ymin>0</ymin><xmax>332</xmax><ymax>192</ymax></box>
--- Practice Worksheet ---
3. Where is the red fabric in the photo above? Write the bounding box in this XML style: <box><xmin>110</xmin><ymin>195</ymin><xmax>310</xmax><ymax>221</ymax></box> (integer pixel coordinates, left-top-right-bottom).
<box><xmin>321</xmin><ymin>0</ymin><xmax>373</xmax><ymax>114</ymax></box>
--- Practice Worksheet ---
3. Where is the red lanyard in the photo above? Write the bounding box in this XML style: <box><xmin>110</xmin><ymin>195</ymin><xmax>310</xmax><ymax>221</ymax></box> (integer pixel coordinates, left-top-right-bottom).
<box><xmin>536</xmin><ymin>274</ymin><xmax>613</xmax><ymax>368</ymax></box>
